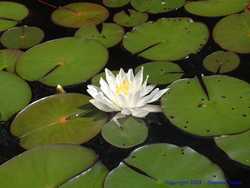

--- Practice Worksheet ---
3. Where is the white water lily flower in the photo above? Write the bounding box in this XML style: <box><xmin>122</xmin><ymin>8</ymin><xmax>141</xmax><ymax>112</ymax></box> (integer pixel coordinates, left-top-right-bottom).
<box><xmin>87</xmin><ymin>68</ymin><xmax>168</xmax><ymax>126</ymax></box>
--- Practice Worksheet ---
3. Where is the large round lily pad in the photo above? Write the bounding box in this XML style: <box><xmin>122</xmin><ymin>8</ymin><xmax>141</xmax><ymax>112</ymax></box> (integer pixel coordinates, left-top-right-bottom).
<box><xmin>213</xmin><ymin>12</ymin><xmax>250</xmax><ymax>54</ymax></box>
<box><xmin>161</xmin><ymin>75</ymin><xmax>250</xmax><ymax>136</ymax></box>
<box><xmin>136</xmin><ymin>61</ymin><xmax>184</xmax><ymax>85</ymax></box>
<box><xmin>185</xmin><ymin>0</ymin><xmax>250</xmax><ymax>17</ymax></box>
<box><xmin>215</xmin><ymin>131</ymin><xmax>250</xmax><ymax>167</ymax></box>
<box><xmin>75</xmin><ymin>23</ymin><xmax>124</xmax><ymax>48</ymax></box>
<box><xmin>203</xmin><ymin>51</ymin><xmax>240</xmax><ymax>73</ymax></box>
<box><xmin>131</xmin><ymin>0</ymin><xmax>186</xmax><ymax>14</ymax></box>
<box><xmin>0</xmin><ymin>145</ymin><xmax>98</xmax><ymax>188</ymax></box>
<box><xmin>123</xmin><ymin>18</ymin><xmax>209</xmax><ymax>61</ymax></box>
<box><xmin>0</xmin><ymin>2</ymin><xmax>29</xmax><ymax>32</ymax></box>
<box><xmin>10</xmin><ymin>93</ymin><xmax>107</xmax><ymax>149</ymax></box>
<box><xmin>0</xmin><ymin>26</ymin><xmax>45</xmax><ymax>49</ymax></box>
<box><xmin>103</xmin><ymin>0</ymin><xmax>130</xmax><ymax>8</ymax></box>
<box><xmin>0</xmin><ymin>71</ymin><xmax>31</xmax><ymax>122</ymax></box>
<box><xmin>51</xmin><ymin>2</ymin><xmax>109</xmax><ymax>28</ymax></box>
<box><xmin>0</xmin><ymin>49</ymin><xmax>23</xmax><ymax>72</ymax></box>
<box><xmin>16</xmin><ymin>37</ymin><xmax>108</xmax><ymax>86</ymax></box>
<box><xmin>105</xmin><ymin>143</ymin><xmax>228</xmax><ymax>188</ymax></box>
<box><xmin>101</xmin><ymin>117</ymin><xmax>148</xmax><ymax>148</ymax></box>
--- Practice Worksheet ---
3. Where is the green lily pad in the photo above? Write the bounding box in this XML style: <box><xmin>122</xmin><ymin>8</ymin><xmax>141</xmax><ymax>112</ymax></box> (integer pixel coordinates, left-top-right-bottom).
<box><xmin>91</xmin><ymin>70</ymin><xmax>119</xmax><ymax>86</ymax></box>
<box><xmin>0</xmin><ymin>71</ymin><xmax>31</xmax><ymax>122</ymax></box>
<box><xmin>101</xmin><ymin>117</ymin><xmax>148</xmax><ymax>148</ymax></box>
<box><xmin>136</xmin><ymin>61</ymin><xmax>184</xmax><ymax>85</ymax></box>
<box><xmin>105</xmin><ymin>143</ymin><xmax>228</xmax><ymax>188</ymax></box>
<box><xmin>131</xmin><ymin>0</ymin><xmax>186</xmax><ymax>14</ymax></box>
<box><xmin>51</xmin><ymin>2</ymin><xmax>109</xmax><ymax>28</ymax></box>
<box><xmin>0</xmin><ymin>145</ymin><xmax>98</xmax><ymax>188</ymax></box>
<box><xmin>16</xmin><ymin>37</ymin><xmax>108</xmax><ymax>86</ymax></box>
<box><xmin>0</xmin><ymin>49</ymin><xmax>23</xmax><ymax>72</ymax></box>
<box><xmin>123</xmin><ymin>18</ymin><xmax>209</xmax><ymax>61</ymax></box>
<box><xmin>113</xmin><ymin>9</ymin><xmax>148</xmax><ymax>27</ymax></box>
<box><xmin>103</xmin><ymin>0</ymin><xmax>130</xmax><ymax>8</ymax></box>
<box><xmin>10</xmin><ymin>93</ymin><xmax>107</xmax><ymax>149</ymax></box>
<box><xmin>213</xmin><ymin>12</ymin><xmax>250</xmax><ymax>54</ymax></box>
<box><xmin>215</xmin><ymin>131</ymin><xmax>250</xmax><ymax>167</ymax></box>
<box><xmin>161</xmin><ymin>75</ymin><xmax>250</xmax><ymax>136</ymax></box>
<box><xmin>60</xmin><ymin>162</ymin><xmax>108</xmax><ymax>188</ymax></box>
<box><xmin>0</xmin><ymin>2</ymin><xmax>29</xmax><ymax>32</ymax></box>
<box><xmin>75</xmin><ymin>23</ymin><xmax>124</xmax><ymax>48</ymax></box>
<box><xmin>185</xmin><ymin>0</ymin><xmax>250</xmax><ymax>17</ymax></box>
<box><xmin>0</xmin><ymin>26</ymin><xmax>45</xmax><ymax>49</ymax></box>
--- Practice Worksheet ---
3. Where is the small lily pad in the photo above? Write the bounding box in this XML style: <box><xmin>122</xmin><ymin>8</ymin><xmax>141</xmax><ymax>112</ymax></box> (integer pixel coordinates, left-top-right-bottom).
<box><xmin>203</xmin><ymin>51</ymin><xmax>240</xmax><ymax>73</ymax></box>
<box><xmin>105</xmin><ymin>143</ymin><xmax>228</xmax><ymax>188</ymax></box>
<box><xmin>10</xmin><ymin>93</ymin><xmax>107</xmax><ymax>149</ymax></box>
<box><xmin>51</xmin><ymin>2</ymin><xmax>109</xmax><ymax>28</ymax></box>
<box><xmin>0</xmin><ymin>71</ymin><xmax>31</xmax><ymax>122</ymax></box>
<box><xmin>75</xmin><ymin>23</ymin><xmax>124</xmax><ymax>48</ymax></box>
<box><xmin>123</xmin><ymin>18</ymin><xmax>209</xmax><ymax>61</ymax></box>
<box><xmin>136</xmin><ymin>61</ymin><xmax>184</xmax><ymax>85</ymax></box>
<box><xmin>213</xmin><ymin>12</ymin><xmax>250</xmax><ymax>54</ymax></box>
<box><xmin>0</xmin><ymin>26</ymin><xmax>45</xmax><ymax>49</ymax></box>
<box><xmin>215</xmin><ymin>131</ymin><xmax>250</xmax><ymax>167</ymax></box>
<box><xmin>103</xmin><ymin>0</ymin><xmax>130</xmax><ymax>8</ymax></box>
<box><xmin>16</xmin><ymin>37</ymin><xmax>108</xmax><ymax>86</ymax></box>
<box><xmin>161</xmin><ymin>75</ymin><xmax>250</xmax><ymax>136</ymax></box>
<box><xmin>131</xmin><ymin>0</ymin><xmax>186</xmax><ymax>14</ymax></box>
<box><xmin>0</xmin><ymin>49</ymin><xmax>23</xmax><ymax>72</ymax></box>
<box><xmin>185</xmin><ymin>0</ymin><xmax>250</xmax><ymax>17</ymax></box>
<box><xmin>113</xmin><ymin>9</ymin><xmax>148</xmax><ymax>27</ymax></box>
<box><xmin>101</xmin><ymin>117</ymin><xmax>148</xmax><ymax>148</ymax></box>
<box><xmin>91</xmin><ymin>70</ymin><xmax>119</xmax><ymax>86</ymax></box>
<box><xmin>0</xmin><ymin>145</ymin><xmax>98</xmax><ymax>187</ymax></box>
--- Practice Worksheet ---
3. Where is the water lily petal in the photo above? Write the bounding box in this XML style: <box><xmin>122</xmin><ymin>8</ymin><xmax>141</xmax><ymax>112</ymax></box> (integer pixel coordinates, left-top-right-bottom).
<box><xmin>147</xmin><ymin>88</ymin><xmax>168</xmax><ymax>103</ymax></box>
<box><xmin>141</xmin><ymin>105</ymin><xmax>162</xmax><ymax>112</ymax></box>
<box><xmin>89</xmin><ymin>99</ymin><xmax>115</xmax><ymax>112</ymax></box>
<box><xmin>130</xmin><ymin>108</ymin><xmax>150</xmax><ymax>118</ymax></box>
<box><xmin>105</xmin><ymin>68</ymin><xmax>116</xmax><ymax>91</ymax></box>
<box><xmin>100</xmin><ymin>77</ymin><xmax>116</xmax><ymax>101</ymax></box>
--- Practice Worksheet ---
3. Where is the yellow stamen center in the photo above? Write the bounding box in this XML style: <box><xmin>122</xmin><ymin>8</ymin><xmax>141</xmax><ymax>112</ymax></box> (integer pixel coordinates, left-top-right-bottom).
<box><xmin>116</xmin><ymin>79</ymin><xmax>130</xmax><ymax>96</ymax></box>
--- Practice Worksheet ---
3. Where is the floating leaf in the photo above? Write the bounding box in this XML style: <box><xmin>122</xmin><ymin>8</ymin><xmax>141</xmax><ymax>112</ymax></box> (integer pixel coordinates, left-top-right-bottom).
<box><xmin>101</xmin><ymin>117</ymin><xmax>148</xmax><ymax>148</ymax></box>
<box><xmin>161</xmin><ymin>75</ymin><xmax>250</xmax><ymax>136</ymax></box>
<box><xmin>103</xmin><ymin>0</ymin><xmax>130</xmax><ymax>8</ymax></box>
<box><xmin>16</xmin><ymin>37</ymin><xmax>108</xmax><ymax>86</ymax></box>
<box><xmin>75</xmin><ymin>23</ymin><xmax>124</xmax><ymax>48</ymax></box>
<box><xmin>203</xmin><ymin>51</ymin><xmax>240</xmax><ymax>73</ymax></box>
<box><xmin>114</xmin><ymin>9</ymin><xmax>148</xmax><ymax>27</ymax></box>
<box><xmin>185</xmin><ymin>0</ymin><xmax>250</xmax><ymax>17</ymax></box>
<box><xmin>213</xmin><ymin>12</ymin><xmax>250</xmax><ymax>54</ymax></box>
<box><xmin>51</xmin><ymin>2</ymin><xmax>109</xmax><ymax>28</ymax></box>
<box><xmin>105</xmin><ymin>143</ymin><xmax>228</xmax><ymax>188</ymax></box>
<box><xmin>215</xmin><ymin>131</ymin><xmax>250</xmax><ymax>167</ymax></box>
<box><xmin>0</xmin><ymin>49</ymin><xmax>23</xmax><ymax>72</ymax></box>
<box><xmin>91</xmin><ymin>70</ymin><xmax>119</xmax><ymax>86</ymax></box>
<box><xmin>0</xmin><ymin>145</ymin><xmax>98</xmax><ymax>187</ymax></box>
<box><xmin>136</xmin><ymin>61</ymin><xmax>184</xmax><ymax>85</ymax></box>
<box><xmin>131</xmin><ymin>0</ymin><xmax>185</xmax><ymax>14</ymax></box>
<box><xmin>123</xmin><ymin>18</ymin><xmax>209</xmax><ymax>61</ymax></box>
<box><xmin>0</xmin><ymin>71</ymin><xmax>31</xmax><ymax>122</ymax></box>
<box><xmin>10</xmin><ymin>93</ymin><xmax>107</xmax><ymax>149</ymax></box>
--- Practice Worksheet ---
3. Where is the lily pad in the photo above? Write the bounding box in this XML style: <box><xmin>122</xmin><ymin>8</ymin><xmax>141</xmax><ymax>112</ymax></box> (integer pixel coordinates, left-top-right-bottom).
<box><xmin>60</xmin><ymin>162</ymin><xmax>108</xmax><ymax>188</ymax></box>
<box><xmin>0</xmin><ymin>145</ymin><xmax>98</xmax><ymax>188</ymax></box>
<box><xmin>0</xmin><ymin>2</ymin><xmax>29</xmax><ymax>32</ymax></box>
<box><xmin>16</xmin><ymin>37</ymin><xmax>108</xmax><ymax>86</ymax></box>
<box><xmin>103</xmin><ymin>0</ymin><xmax>130</xmax><ymax>8</ymax></box>
<box><xmin>136</xmin><ymin>61</ymin><xmax>184</xmax><ymax>85</ymax></box>
<box><xmin>213</xmin><ymin>12</ymin><xmax>250</xmax><ymax>54</ymax></box>
<box><xmin>161</xmin><ymin>75</ymin><xmax>250</xmax><ymax>136</ymax></box>
<box><xmin>0</xmin><ymin>26</ymin><xmax>45</xmax><ymax>49</ymax></box>
<box><xmin>75</xmin><ymin>23</ymin><xmax>124</xmax><ymax>48</ymax></box>
<box><xmin>105</xmin><ymin>143</ymin><xmax>228</xmax><ymax>188</ymax></box>
<box><xmin>0</xmin><ymin>71</ymin><xmax>31</xmax><ymax>122</ymax></box>
<box><xmin>185</xmin><ymin>0</ymin><xmax>250</xmax><ymax>17</ymax></box>
<box><xmin>203</xmin><ymin>51</ymin><xmax>240</xmax><ymax>73</ymax></box>
<box><xmin>10</xmin><ymin>93</ymin><xmax>107</xmax><ymax>149</ymax></box>
<box><xmin>101</xmin><ymin>117</ymin><xmax>148</xmax><ymax>148</ymax></box>
<box><xmin>113</xmin><ymin>9</ymin><xmax>148</xmax><ymax>27</ymax></box>
<box><xmin>51</xmin><ymin>2</ymin><xmax>109</xmax><ymax>28</ymax></box>
<box><xmin>131</xmin><ymin>0</ymin><xmax>186</xmax><ymax>14</ymax></box>
<box><xmin>123</xmin><ymin>18</ymin><xmax>209</xmax><ymax>61</ymax></box>
<box><xmin>215</xmin><ymin>131</ymin><xmax>250</xmax><ymax>167</ymax></box>
<box><xmin>91</xmin><ymin>70</ymin><xmax>119</xmax><ymax>86</ymax></box>
<box><xmin>0</xmin><ymin>49</ymin><xmax>23</xmax><ymax>72</ymax></box>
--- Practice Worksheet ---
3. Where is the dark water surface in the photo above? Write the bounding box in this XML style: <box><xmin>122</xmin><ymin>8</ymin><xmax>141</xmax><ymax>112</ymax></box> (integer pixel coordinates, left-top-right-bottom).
<box><xmin>0</xmin><ymin>0</ymin><xmax>250</xmax><ymax>187</ymax></box>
